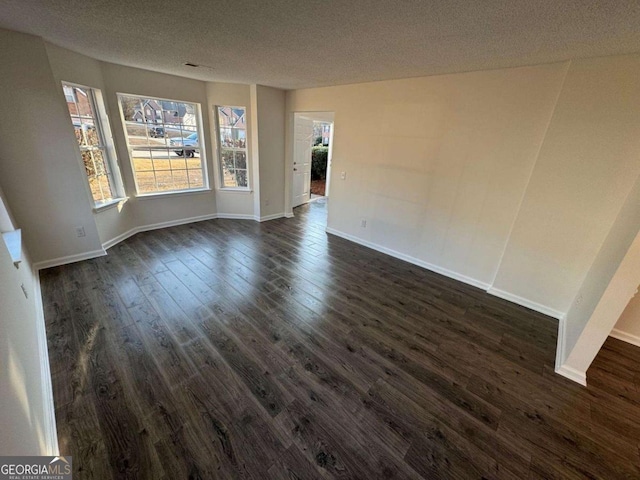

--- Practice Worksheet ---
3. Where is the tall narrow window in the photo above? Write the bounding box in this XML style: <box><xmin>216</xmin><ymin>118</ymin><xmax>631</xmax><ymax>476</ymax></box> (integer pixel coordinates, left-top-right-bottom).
<box><xmin>118</xmin><ymin>94</ymin><xmax>207</xmax><ymax>195</ymax></box>
<box><xmin>62</xmin><ymin>83</ymin><xmax>121</xmax><ymax>206</ymax></box>
<box><xmin>216</xmin><ymin>106</ymin><xmax>248</xmax><ymax>188</ymax></box>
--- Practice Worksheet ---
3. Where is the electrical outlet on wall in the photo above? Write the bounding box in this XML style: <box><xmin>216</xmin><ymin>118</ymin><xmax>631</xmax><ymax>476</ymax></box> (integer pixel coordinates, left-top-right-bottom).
<box><xmin>360</xmin><ymin>219</ymin><xmax>367</xmax><ymax>228</ymax></box>
<box><xmin>75</xmin><ymin>226</ymin><xmax>86</xmax><ymax>238</ymax></box>
<box><xmin>340</xmin><ymin>171</ymin><xmax>347</xmax><ymax>180</ymax></box>
<box><xmin>576</xmin><ymin>294</ymin><xmax>583</xmax><ymax>306</ymax></box>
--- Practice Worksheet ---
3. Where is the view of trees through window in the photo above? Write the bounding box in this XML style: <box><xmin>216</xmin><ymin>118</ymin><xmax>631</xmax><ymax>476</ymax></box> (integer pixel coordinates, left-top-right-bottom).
<box><xmin>119</xmin><ymin>95</ymin><xmax>206</xmax><ymax>194</ymax></box>
<box><xmin>63</xmin><ymin>84</ymin><xmax>116</xmax><ymax>205</ymax></box>
<box><xmin>216</xmin><ymin>106</ymin><xmax>248</xmax><ymax>188</ymax></box>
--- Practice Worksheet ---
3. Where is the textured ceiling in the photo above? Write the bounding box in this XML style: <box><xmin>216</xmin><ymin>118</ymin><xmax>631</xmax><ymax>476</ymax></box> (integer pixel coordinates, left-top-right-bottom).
<box><xmin>1</xmin><ymin>0</ymin><xmax>640</xmax><ymax>89</ymax></box>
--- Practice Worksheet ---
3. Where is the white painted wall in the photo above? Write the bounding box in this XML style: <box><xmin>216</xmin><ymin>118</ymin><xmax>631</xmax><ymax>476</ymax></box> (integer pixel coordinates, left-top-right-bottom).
<box><xmin>562</xmin><ymin>174</ymin><xmax>640</xmax><ymax>370</ymax></box>
<box><xmin>286</xmin><ymin>63</ymin><xmax>568</xmax><ymax>290</ymax></box>
<box><xmin>286</xmin><ymin>56</ymin><xmax>640</xmax><ymax>324</ymax></box>
<box><xmin>492</xmin><ymin>55</ymin><xmax>640</xmax><ymax>314</ymax></box>
<box><xmin>614</xmin><ymin>290</ymin><xmax>640</xmax><ymax>343</ymax></box>
<box><xmin>562</xmin><ymin>230</ymin><xmax>640</xmax><ymax>381</ymax></box>
<box><xmin>45</xmin><ymin>43</ymin><xmax>107</xmax><ymax>94</ymax></box>
<box><xmin>0</xmin><ymin>188</ymin><xmax>56</xmax><ymax>455</ymax></box>
<box><xmin>0</xmin><ymin>29</ymin><xmax>103</xmax><ymax>264</ymax></box>
<box><xmin>254</xmin><ymin>85</ymin><xmax>286</xmax><ymax>219</ymax></box>
<box><xmin>555</xmin><ymin>170</ymin><xmax>640</xmax><ymax>384</ymax></box>
<box><xmin>250</xmin><ymin>85</ymin><xmax>262</xmax><ymax>219</ymax></box>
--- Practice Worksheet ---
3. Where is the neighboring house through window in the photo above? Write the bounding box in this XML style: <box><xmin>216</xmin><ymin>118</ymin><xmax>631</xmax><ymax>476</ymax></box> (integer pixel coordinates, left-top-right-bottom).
<box><xmin>118</xmin><ymin>94</ymin><xmax>207</xmax><ymax>195</ymax></box>
<box><xmin>216</xmin><ymin>106</ymin><xmax>248</xmax><ymax>188</ymax></box>
<box><xmin>62</xmin><ymin>82</ymin><xmax>122</xmax><ymax>207</ymax></box>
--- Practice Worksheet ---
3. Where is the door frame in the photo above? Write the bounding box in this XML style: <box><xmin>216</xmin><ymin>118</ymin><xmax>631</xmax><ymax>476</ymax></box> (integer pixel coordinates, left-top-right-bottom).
<box><xmin>292</xmin><ymin>113</ymin><xmax>314</xmax><ymax>208</ymax></box>
<box><xmin>285</xmin><ymin>111</ymin><xmax>335</xmax><ymax>217</ymax></box>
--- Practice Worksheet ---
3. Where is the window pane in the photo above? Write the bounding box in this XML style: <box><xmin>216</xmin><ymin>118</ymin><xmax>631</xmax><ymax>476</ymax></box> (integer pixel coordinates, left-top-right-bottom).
<box><xmin>185</xmin><ymin>149</ymin><xmax>200</xmax><ymax>169</ymax></box>
<box><xmin>63</xmin><ymin>83</ymin><xmax>121</xmax><ymax>205</ymax></box>
<box><xmin>91</xmin><ymin>149</ymin><xmax>107</xmax><ymax>176</ymax></box>
<box><xmin>72</xmin><ymin>122</ymin><xmax>83</xmax><ymax>146</ymax></box>
<box><xmin>218</xmin><ymin>107</ymin><xmax>233</xmax><ymax>126</ymax></box>
<box><xmin>151</xmin><ymin>149</ymin><xmax>171</xmax><ymax>171</ymax></box>
<box><xmin>233</xmin><ymin>129</ymin><xmax>246</xmax><ymax>148</ymax></box>
<box><xmin>132</xmin><ymin>148</ymin><xmax>153</xmax><ymax>172</ymax></box>
<box><xmin>169</xmin><ymin>131</ymin><xmax>198</xmax><ymax>151</ymax></box>
<box><xmin>224</xmin><ymin>168</ymin><xmax>236</xmax><ymax>188</ymax></box>
<box><xmin>188</xmin><ymin>169</ymin><xmax>204</xmax><ymax>188</ymax></box>
<box><xmin>135</xmin><ymin>171</ymin><xmax>157</xmax><ymax>194</ymax></box>
<box><xmin>180</xmin><ymin>124</ymin><xmax>198</xmax><ymax>136</ymax></box>
<box><xmin>97</xmin><ymin>174</ymin><xmax>113</xmax><ymax>202</ymax></box>
<box><xmin>219</xmin><ymin>127</ymin><xmax>233</xmax><ymax>147</ymax></box>
<box><xmin>221</xmin><ymin>150</ymin><xmax>234</xmax><ymax>172</ymax></box>
<box><xmin>63</xmin><ymin>85</ymin><xmax>75</xmax><ymax>103</ymax></box>
<box><xmin>216</xmin><ymin>106</ymin><xmax>248</xmax><ymax>189</ymax></box>
<box><xmin>82</xmin><ymin>150</ymin><xmax>113</xmax><ymax>202</ymax></box>
<box><xmin>170</xmin><ymin>158</ymin><xmax>188</xmax><ymax>175</ymax></box>
<box><xmin>119</xmin><ymin>94</ymin><xmax>206</xmax><ymax>195</ymax></box>
<box><xmin>147</xmin><ymin>125</ymin><xmax>168</xmax><ymax>146</ymax></box>
<box><xmin>81</xmin><ymin>150</ymin><xmax>95</xmax><ymax>177</ymax></box>
<box><xmin>234</xmin><ymin>151</ymin><xmax>247</xmax><ymax>169</ymax></box>
<box><xmin>87</xmin><ymin>176</ymin><xmax>101</xmax><ymax>201</ymax></box>
<box><xmin>172</xmin><ymin>170</ymin><xmax>189</xmax><ymax>190</ymax></box>
<box><xmin>85</xmin><ymin>123</ymin><xmax>100</xmax><ymax>146</ymax></box>
<box><xmin>231</xmin><ymin>108</ymin><xmax>245</xmax><ymax>128</ymax></box>
<box><xmin>236</xmin><ymin>169</ymin><xmax>248</xmax><ymax>188</ymax></box>
<box><xmin>120</xmin><ymin>96</ymin><xmax>145</xmax><ymax>122</ymax></box>
<box><xmin>71</xmin><ymin>117</ymin><xmax>98</xmax><ymax>147</ymax></box>
<box><xmin>126</xmin><ymin>122</ymin><xmax>150</xmax><ymax>145</ymax></box>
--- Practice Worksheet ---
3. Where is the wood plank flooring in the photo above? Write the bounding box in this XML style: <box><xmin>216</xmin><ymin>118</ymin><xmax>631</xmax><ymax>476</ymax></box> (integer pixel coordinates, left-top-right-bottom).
<box><xmin>41</xmin><ymin>198</ymin><xmax>640</xmax><ymax>479</ymax></box>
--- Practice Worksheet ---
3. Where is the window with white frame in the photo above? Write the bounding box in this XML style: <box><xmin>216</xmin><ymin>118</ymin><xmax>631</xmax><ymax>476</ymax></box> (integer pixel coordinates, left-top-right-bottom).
<box><xmin>62</xmin><ymin>83</ymin><xmax>121</xmax><ymax>206</ymax></box>
<box><xmin>216</xmin><ymin>106</ymin><xmax>248</xmax><ymax>188</ymax></box>
<box><xmin>118</xmin><ymin>94</ymin><xmax>207</xmax><ymax>195</ymax></box>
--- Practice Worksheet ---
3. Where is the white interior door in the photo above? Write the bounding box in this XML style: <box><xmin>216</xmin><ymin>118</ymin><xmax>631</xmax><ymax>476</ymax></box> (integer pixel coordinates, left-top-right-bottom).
<box><xmin>292</xmin><ymin>115</ymin><xmax>313</xmax><ymax>208</ymax></box>
<box><xmin>325</xmin><ymin>122</ymin><xmax>334</xmax><ymax>197</ymax></box>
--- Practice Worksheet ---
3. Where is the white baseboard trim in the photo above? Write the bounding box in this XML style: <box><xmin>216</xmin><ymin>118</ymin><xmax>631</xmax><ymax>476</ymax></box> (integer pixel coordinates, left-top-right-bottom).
<box><xmin>103</xmin><ymin>213</ymin><xmax>220</xmax><ymax>251</ymax></box>
<box><xmin>215</xmin><ymin>213</ymin><xmax>256</xmax><ymax>221</ymax></box>
<box><xmin>555</xmin><ymin>314</ymin><xmax>567</xmax><ymax>370</ymax></box>
<box><xmin>325</xmin><ymin>227</ymin><xmax>491</xmax><ymax>291</ymax></box>
<box><xmin>32</xmin><ymin>265</ymin><xmax>59</xmax><ymax>455</ymax></box>
<box><xmin>135</xmin><ymin>213</ymin><xmax>220</xmax><ymax>233</ymax></box>
<box><xmin>259</xmin><ymin>212</ymin><xmax>286</xmax><ymax>222</ymax></box>
<box><xmin>551</xmin><ymin>315</ymin><xmax>589</xmax><ymax>387</ymax></box>
<box><xmin>102</xmin><ymin>228</ymin><xmax>138</xmax><ymax>251</ymax></box>
<box><xmin>33</xmin><ymin>248</ymin><xmax>107</xmax><ymax>270</ymax></box>
<box><xmin>487</xmin><ymin>287</ymin><xmax>565</xmax><ymax>320</ymax></box>
<box><xmin>609</xmin><ymin>328</ymin><xmax>640</xmax><ymax>348</ymax></box>
<box><xmin>555</xmin><ymin>364</ymin><xmax>587</xmax><ymax>386</ymax></box>
<box><xmin>284</xmin><ymin>212</ymin><xmax>295</xmax><ymax>218</ymax></box>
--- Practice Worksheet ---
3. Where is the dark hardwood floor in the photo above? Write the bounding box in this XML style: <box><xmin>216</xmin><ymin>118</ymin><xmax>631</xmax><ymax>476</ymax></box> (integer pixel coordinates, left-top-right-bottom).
<box><xmin>41</xmin><ymin>198</ymin><xmax>640</xmax><ymax>479</ymax></box>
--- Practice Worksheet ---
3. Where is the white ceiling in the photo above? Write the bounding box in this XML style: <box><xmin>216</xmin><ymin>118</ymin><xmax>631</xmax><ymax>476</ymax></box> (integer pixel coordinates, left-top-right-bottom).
<box><xmin>1</xmin><ymin>0</ymin><xmax>640</xmax><ymax>89</ymax></box>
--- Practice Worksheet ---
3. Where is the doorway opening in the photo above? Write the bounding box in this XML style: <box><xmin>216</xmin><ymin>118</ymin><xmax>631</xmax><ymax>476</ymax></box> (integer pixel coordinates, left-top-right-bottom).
<box><xmin>292</xmin><ymin>112</ymin><xmax>334</xmax><ymax>210</ymax></box>
<box><xmin>310</xmin><ymin>121</ymin><xmax>331</xmax><ymax>199</ymax></box>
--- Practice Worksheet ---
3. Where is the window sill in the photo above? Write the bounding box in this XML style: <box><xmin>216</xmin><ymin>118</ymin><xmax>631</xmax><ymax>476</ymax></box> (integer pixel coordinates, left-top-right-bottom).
<box><xmin>93</xmin><ymin>197</ymin><xmax>128</xmax><ymax>213</ymax></box>
<box><xmin>135</xmin><ymin>188</ymin><xmax>212</xmax><ymax>200</ymax></box>
<box><xmin>218</xmin><ymin>188</ymin><xmax>253</xmax><ymax>194</ymax></box>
